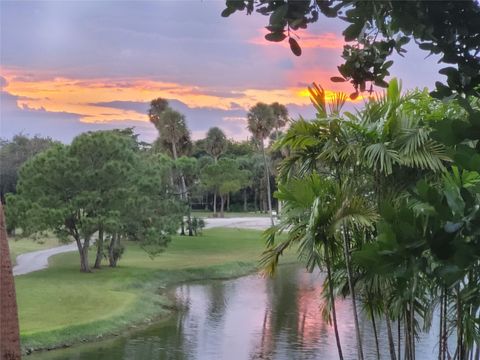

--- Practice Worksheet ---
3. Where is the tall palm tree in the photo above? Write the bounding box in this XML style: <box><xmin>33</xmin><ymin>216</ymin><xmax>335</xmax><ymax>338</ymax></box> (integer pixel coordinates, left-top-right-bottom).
<box><xmin>270</xmin><ymin>102</ymin><xmax>289</xmax><ymax>140</ymax></box>
<box><xmin>247</xmin><ymin>102</ymin><xmax>276</xmax><ymax>225</ymax></box>
<box><xmin>149</xmin><ymin>99</ymin><xmax>192</xmax><ymax>232</ymax></box>
<box><xmin>205</xmin><ymin>127</ymin><xmax>228</xmax><ymax>215</ymax></box>
<box><xmin>275</xmin><ymin>84</ymin><xmax>367</xmax><ymax>360</ymax></box>
<box><xmin>0</xmin><ymin>203</ymin><xmax>21</xmax><ymax>360</ymax></box>
<box><xmin>262</xmin><ymin>174</ymin><xmax>377</xmax><ymax>360</ymax></box>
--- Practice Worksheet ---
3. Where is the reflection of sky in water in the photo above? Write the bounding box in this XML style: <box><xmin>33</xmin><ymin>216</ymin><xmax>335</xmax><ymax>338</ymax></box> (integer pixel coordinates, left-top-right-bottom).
<box><xmin>30</xmin><ymin>264</ymin><xmax>446</xmax><ymax>360</ymax></box>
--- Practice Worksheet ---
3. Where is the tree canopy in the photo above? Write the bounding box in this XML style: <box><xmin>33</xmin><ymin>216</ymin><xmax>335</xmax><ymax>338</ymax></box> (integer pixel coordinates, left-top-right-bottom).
<box><xmin>6</xmin><ymin>130</ymin><xmax>182</xmax><ymax>272</ymax></box>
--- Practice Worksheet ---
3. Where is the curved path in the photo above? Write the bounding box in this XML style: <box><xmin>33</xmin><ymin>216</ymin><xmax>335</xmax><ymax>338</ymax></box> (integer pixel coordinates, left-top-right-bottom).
<box><xmin>12</xmin><ymin>217</ymin><xmax>272</xmax><ymax>276</ymax></box>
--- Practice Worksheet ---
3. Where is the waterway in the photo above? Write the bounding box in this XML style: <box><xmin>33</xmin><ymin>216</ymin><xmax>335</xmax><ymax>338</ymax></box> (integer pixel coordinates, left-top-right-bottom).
<box><xmin>30</xmin><ymin>264</ymin><xmax>441</xmax><ymax>359</ymax></box>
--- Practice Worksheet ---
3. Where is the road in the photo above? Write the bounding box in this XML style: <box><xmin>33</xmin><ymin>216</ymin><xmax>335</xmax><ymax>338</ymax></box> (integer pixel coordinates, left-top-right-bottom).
<box><xmin>12</xmin><ymin>217</ymin><xmax>272</xmax><ymax>276</ymax></box>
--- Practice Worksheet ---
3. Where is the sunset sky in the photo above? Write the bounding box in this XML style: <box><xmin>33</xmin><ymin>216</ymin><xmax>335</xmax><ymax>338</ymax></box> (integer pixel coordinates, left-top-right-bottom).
<box><xmin>1</xmin><ymin>1</ymin><xmax>443</xmax><ymax>143</ymax></box>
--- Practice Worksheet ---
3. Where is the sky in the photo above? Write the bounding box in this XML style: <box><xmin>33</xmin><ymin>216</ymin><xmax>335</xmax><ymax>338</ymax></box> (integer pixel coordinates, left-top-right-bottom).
<box><xmin>0</xmin><ymin>1</ymin><xmax>444</xmax><ymax>143</ymax></box>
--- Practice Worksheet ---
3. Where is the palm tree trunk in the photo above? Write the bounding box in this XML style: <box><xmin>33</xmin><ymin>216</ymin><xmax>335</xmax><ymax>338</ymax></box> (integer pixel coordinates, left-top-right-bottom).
<box><xmin>439</xmin><ymin>289</ymin><xmax>443</xmax><ymax>360</ymax></box>
<box><xmin>369</xmin><ymin>301</ymin><xmax>380</xmax><ymax>360</ymax></box>
<box><xmin>385</xmin><ymin>307</ymin><xmax>397</xmax><ymax>360</ymax></box>
<box><xmin>213</xmin><ymin>191</ymin><xmax>217</xmax><ymax>216</ymax></box>
<box><xmin>261</xmin><ymin>139</ymin><xmax>274</xmax><ymax>226</ymax></box>
<box><xmin>0</xmin><ymin>203</ymin><xmax>21</xmax><ymax>360</ymax></box>
<box><xmin>398</xmin><ymin>318</ymin><xmax>402</xmax><ymax>360</ymax></box>
<box><xmin>324</xmin><ymin>244</ymin><xmax>344</xmax><ymax>360</ymax></box>
<box><xmin>341</xmin><ymin>228</ymin><xmax>364</xmax><ymax>360</ymax></box>
<box><xmin>243</xmin><ymin>188</ymin><xmax>248</xmax><ymax>212</ymax></box>
<box><xmin>172</xmin><ymin>142</ymin><xmax>188</xmax><ymax>200</ymax></box>
<box><xmin>220</xmin><ymin>194</ymin><xmax>225</xmax><ymax>218</ymax></box>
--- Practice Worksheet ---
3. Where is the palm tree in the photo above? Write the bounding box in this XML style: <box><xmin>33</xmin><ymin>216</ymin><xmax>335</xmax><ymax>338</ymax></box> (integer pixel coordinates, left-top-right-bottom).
<box><xmin>262</xmin><ymin>174</ymin><xmax>377</xmax><ymax>360</ymax></box>
<box><xmin>270</xmin><ymin>102</ymin><xmax>289</xmax><ymax>140</ymax></box>
<box><xmin>247</xmin><ymin>103</ymin><xmax>276</xmax><ymax>225</ymax></box>
<box><xmin>275</xmin><ymin>84</ymin><xmax>368</xmax><ymax>360</ymax></box>
<box><xmin>0</xmin><ymin>203</ymin><xmax>21</xmax><ymax>360</ymax></box>
<box><xmin>149</xmin><ymin>99</ymin><xmax>192</xmax><ymax>232</ymax></box>
<box><xmin>205</xmin><ymin>127</ymin><xmax>228</xmax><ymax>216</ymax></box>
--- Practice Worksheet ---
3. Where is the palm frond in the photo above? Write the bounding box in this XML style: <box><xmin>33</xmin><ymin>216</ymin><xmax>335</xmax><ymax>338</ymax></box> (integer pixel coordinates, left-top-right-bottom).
<box><xmin>364</xmin><ymin>142</ymin><xmax>400</xmax><ymax>175</ymax></box>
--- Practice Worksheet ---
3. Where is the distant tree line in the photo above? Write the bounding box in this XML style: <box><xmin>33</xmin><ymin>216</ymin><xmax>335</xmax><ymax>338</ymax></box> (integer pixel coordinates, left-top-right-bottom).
<box><xmin>147</xmin><ymin>98</ymin><xmax>290</xmax><ymax>227</ymax></box>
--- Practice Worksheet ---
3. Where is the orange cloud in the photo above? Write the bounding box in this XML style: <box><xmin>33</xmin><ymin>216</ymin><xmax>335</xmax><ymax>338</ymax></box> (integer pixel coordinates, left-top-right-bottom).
<box><xmin>249</xmin><ymin>30</ymin><xmax>344</xmax><ymax>50</ymax></box>
<box><xmin>1</xmin><ymin>67</ymin><xmax>362</xmax><ymax>125</ymax></box>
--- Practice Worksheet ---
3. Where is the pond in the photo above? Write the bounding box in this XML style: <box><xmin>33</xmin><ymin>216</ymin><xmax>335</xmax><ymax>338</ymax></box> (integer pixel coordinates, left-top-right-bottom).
<box><xmin>29</xmin><ymin>264</ymin><xmax>441</xmax><ymax>359</ymax></box>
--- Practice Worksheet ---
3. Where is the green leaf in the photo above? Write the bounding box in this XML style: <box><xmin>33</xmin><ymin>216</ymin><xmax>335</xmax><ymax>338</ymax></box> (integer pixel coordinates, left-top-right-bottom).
<box><xmin>269</xmin><ymin>4</ymin><xmax>288</xmax><ymax>26</ymax></box>
<box><xmin>289</xmin><ymin>37</ymin><xmax>302</xmax><ymax>56</ymax></box>
<box><xmin>221</xmin><ymin>7</ymin><xmax>235</xmax><ymax>17</ymax></box>
<box><xmin>343</xmin><ymin>22</ymin><xmax>364</xmax><ymax>42</ymax></box>
<box><xmin>330</xmin><ymin>76</ymin><xmax>346</xmax><ymax>82</ymax></box>
<box><xmin>265</xmin><ymin>32</ymin><xmax>287</xmax><ymax>42</ymax></box>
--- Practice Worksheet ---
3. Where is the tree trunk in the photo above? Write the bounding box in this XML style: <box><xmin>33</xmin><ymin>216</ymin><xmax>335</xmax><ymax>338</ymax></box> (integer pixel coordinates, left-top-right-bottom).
<box><xmin>0</xmin><ymin>203</ymin><xmax>21</xmax><ymax>360</ymax></box>
<box><xmin>213</xmin><ymin>191</ymin><xmax>217</xmax><ymax>216</ymax></box>
<box><xmin>385</xmin><ymin>307</ymin><xmax>397</xmax><ymax>360</ymax></box>
<box><xmin>227</xmin><ymin>193</ymin><xmax>230</xmax><ymax>212</ymax></box>
<box><xmin>261</xmin><ymin>139</ymin><xmax>274</xmax><ymax>226</ymax></box>
<box><xmin>457</xmin><ymin>286</ymin><xmax>465</xmax><ymax>360</ymax></box>
<box><xmin>369</xmin><ymin>301</ymin><xmax>380</xmax><ymax>360</ymax></box>
<box><xmin>76</xmin><ymin>237</ymin><xmax>90</xmax><ymax>273</ymax></box>
<box><xmin>442</xmin><ymin>291</ymin><xmax>448</xmax><ymax>360</ymax></box>
<box><xmin>341</xmin><ymin>229</ymin><xmax>364</xmax><ymax>360</ymax></box>
<box><xmin>324</xmin><ymin>244</ymin><xmax>344</xmax><ymax>360</ymax></box>
<box><xmin>187</xmin><ymin>199</ymin><xmax>193</xmax><ymax>236</ymax></box>
<box><xmin>108</xmin><ymin>233</ymin><xmax>120</xmax><ymax>267</ymax></box>
<box><xmin>398</xmin><ymin>318</ymin><xmax>402</xmax><ymax>360</ymax></box>
<box><xmin>94</xmin><ymin>226</ymin><xmax>104</xmax><ymax>269</ymax></box>
<box><xmin>243</xmin><ymin>188</ymin><xmax>248</xmax><ymax>212</ymax></box>
<box><xmin>439</xmin><ymin>289</ymin><xmax>444</xmax><ymax>360</ymax></box>
<box><xmin>220</xmin><ymin>194</ymin><xmax>225</xmax><ymax>218</ymax></box>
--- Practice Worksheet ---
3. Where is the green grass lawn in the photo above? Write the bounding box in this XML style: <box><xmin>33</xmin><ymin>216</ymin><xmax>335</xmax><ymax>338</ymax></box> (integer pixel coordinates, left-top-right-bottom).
<box><xmin>14</xmin><ymin>228</ymin><xmax>295</xmax><ymax>352</ymax></box>
<box><xmin>9</xmin><ymin>234</ymin><xmax>64</xmax><ymax>264</ymax></box>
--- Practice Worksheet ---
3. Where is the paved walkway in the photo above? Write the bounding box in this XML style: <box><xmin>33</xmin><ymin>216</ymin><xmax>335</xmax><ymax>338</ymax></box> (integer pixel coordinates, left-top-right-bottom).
<box><xmin>13</xmin><ymin>243</ymin><xmax>77</xmax><ymax>276</ymax></box>
<box><xmin>12</xmin><ymin>217</ymin><xmax>272</xmax><ymax>276</ymax></box>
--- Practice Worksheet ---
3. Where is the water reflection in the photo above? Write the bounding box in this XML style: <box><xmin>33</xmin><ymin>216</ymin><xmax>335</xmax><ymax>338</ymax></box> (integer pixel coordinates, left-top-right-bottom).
<box><xmin>29</xmin><ymin>264</ymin><xmax>440</xmax><ymax>360</ymax></box>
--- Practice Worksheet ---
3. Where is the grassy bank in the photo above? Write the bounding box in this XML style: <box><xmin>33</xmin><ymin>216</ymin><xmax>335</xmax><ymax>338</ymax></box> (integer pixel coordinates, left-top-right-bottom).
<box><xmin>13</xmin><ymin>228</ymin><xmax>294</xmax><ymax>353</ymax></box>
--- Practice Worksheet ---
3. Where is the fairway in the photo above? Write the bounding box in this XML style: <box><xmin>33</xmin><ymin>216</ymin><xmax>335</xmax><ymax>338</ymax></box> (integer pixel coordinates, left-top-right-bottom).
<box><xmin>13</xmin><ymin>228</ymin><xmax>293</xmax><ymax>351</ymax></box>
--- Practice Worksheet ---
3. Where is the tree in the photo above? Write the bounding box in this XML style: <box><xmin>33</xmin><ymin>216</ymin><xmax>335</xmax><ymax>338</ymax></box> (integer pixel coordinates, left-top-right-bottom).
<box><xmin>221</xmin><ymin>1</ymin><xmax>480</xmax><ymax>98</ymax></box>
<box><xmin>117</xmin><ymin>152</ymin><xmax>182</xmax><ymax>261</ymax></box>
<box><xmin>262</xmin><ymin>174</ymin><xmax>377</xmax><ymax>360</ymax></box>
<box><xmin>201</xmin><ymin>158</ymin><xmax>248</xmax><ymax>217</ymax></box>
<box><xmin>247</xmin><ymin>103</ymin><xmax>276</xmax><ymax>225</ymax></box>
<box><xmin>0</xmin><ymin>203</ymin><xmax>21</xmax><ymax>360</ymax></box>
<box><xmin>0</xmin><ymin>134</ymin><xmax>56</xmax><ymax>205</ymax></box>
<box><xmin>149</xmin><ymin>99</ymin><xmax>194</xmax><ymax>234</ymax></box>
<box><xmin>6</xmin><ymin>130</ymin><xmax>179</xmax><ymax>272</ymax></box>
<box><xmin>204</xmin><ymin>127</ymin><xmax>229</xmax><ymax>216</ymax></box>
<box><xmin>270</xmin><ymin>102</ymin><xmax>289</xmax><ymax>139</ymax></box>
<box><xmin>273</xmin><ymin>80</ymin><xmax>480</xmax><ymax>359</ymax></box>
<box><xmin>205</xmin><ymin>127</ymin><xmax>228</xmax><ymax>163</ymax></box>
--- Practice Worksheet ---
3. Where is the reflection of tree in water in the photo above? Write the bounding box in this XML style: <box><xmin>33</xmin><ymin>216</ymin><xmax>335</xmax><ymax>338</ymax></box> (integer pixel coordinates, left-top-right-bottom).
<box><xmin>205</xmin><ymin>282</ymin><xmax>229</xmax><ymax>324</ymax></box>
<box><xmin>248</xmin><ymin>265</ymin><xmax>352</xmax><ymax>360</ymax></box>
<box><xmin>249</xmin><ymin>265</ymin><xmax>326</xmax><ymax>359</ymax></box>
